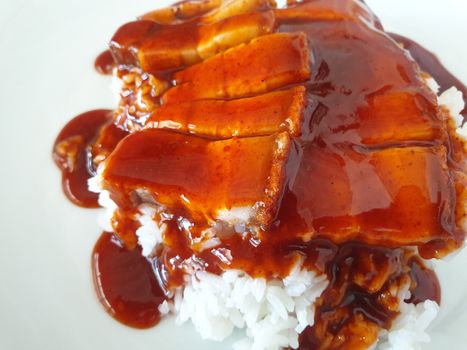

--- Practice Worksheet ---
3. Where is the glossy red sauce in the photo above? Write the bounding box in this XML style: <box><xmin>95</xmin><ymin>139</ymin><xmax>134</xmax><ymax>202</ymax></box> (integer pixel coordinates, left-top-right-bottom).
<box><xmin>103</xmin><ymin>0</ymin><xmax>464</xmax><ymax>259</ymax></box>
<box><xmin>298</xmin><ymin>244</ymin><xmax>403</xmax><ymax>349</ymax></box>
<box><xmin>91</xmin><ymin>122</ymin><xmax>129</xmax><ymax>167</ymax></box>
<box><xmin>159</xmin><ymin>221</ymin><xmax>339</xmax><ymax>288</ymax></box>
<box><xmin>390</xmin><ymin>33</ymin><xmax>467</xmax><ymax>122</ymax></box>
<box><xmin>277</xmin><ymin>8</ymin><xmax>462</xmax><ymax>258</ymax></box>
<box><xmin>94</xmin><ymin>50</ymin><xmax>116</xmax><ymax>75</ymax></box>
<box><xmin>139</xmin><ymin>0</ymin><xmax>218</xmax><ymax>24</ymax></box>
<box><xmin>299</xmin><ymin>247</ymin><xmax>440</xmax><ymax>349</ymax></box>
<box><xmin>407</xmin><ymin>257</ymin><xmax>441</xmax><ymax>305</ymax></box>
<box><xmin>52</xmin><ymin>0</ymin><xmax>466</xmax><ymax>347</ymax></box>
<box><xmin>53</xmin><ymin>110</ymin><xmax>112</xmax><ymax>207</ymax></box>
<box><xmin>110</xmin><ymin>208</ymin><xmax>141</xmax><ymax>250</ymax></box>
<box><xmin>92</xmin><ymin>232</ymin><xmax>166</xmax><ymax>328</ymax></box>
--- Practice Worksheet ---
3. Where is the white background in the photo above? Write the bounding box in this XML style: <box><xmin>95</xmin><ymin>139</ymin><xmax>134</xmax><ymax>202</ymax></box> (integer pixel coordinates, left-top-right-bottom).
<box><xmin>0</xmin><ymin>0</ymin><xmax>466</xmax><ymax>349</ymax></box>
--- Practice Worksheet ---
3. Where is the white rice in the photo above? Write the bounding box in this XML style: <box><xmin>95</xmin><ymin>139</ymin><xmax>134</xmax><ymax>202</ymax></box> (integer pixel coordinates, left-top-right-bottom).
<box><xmin>103</xmin><ymin>202</ymin><xmax>439</xmax><ymax>350</ymax></box>
<box><xmin>375</xmin><ymin>281</ymin><xmax>440</xmax><ymax>350</ymax></box>
<box><xmin>377</xmin><ymin>300</ymin><xmax>439</xmax><ymax>350</ymax></box>
<box><xmin>89</xmin><ymin>83</ymin><xmax>467</xmax><ymax>349</ymax></box>
<box><xmin>427</xmin><ymin>77</ymin><xmax>466</xmax><ymax>138</ymax></box>
<box><xmin>167</xmin><ymin>266</ymin><xmax>328</xmax><ymax>350</ymax></box>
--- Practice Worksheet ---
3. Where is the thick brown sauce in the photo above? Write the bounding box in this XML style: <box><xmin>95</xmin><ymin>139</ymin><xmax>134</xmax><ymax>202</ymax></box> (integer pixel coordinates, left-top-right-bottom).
<box><xmin>92</xmin><ymin>232</ymin><xmax>166</xmax><ymax>328</ymax></box>
<box><xmin>91</xmin><ymin>122</ymin><xmax>129</xmax><ymax>167</ymax></box>
<box><xmin>278</xmin><ymin>13</ymin><xmax>462</xmax><ymax>259</ymax></box>
<box><xmin>301</xmin><ymin>293</ymin><xmax>397</xmax><ymax>345</ymax></box>
<box><xmin>298</xmin><ymin>247</ymin><xmax>440</xmax><ymax>349</ymax></box>
<box><xmin>407</xmin><ymin>257</ymin><xmax>441</xmax><ymax>305</ymax></box>
<box><xmin>94</xmin><ymin>50</ymin><xmax>116</xmax><ymax>75</ymax></box>
<box><xmin>103</xmin><ymin>0</ymin><xmax>465</xmax><ymax>258</ymax></box>
<box><xmin>53</xmin><ymin>110</ymin><xmax>112</xmax><ymax>207</ymax></box>
<box><xmin>52</xmin><ymin>0</ymin><xmax>467</xmax><ymax>348</ymax></box>
<box><xmin>389</xmin><ymin>33</ymin><xmax>467</xmax><ymax>122</ymax></box>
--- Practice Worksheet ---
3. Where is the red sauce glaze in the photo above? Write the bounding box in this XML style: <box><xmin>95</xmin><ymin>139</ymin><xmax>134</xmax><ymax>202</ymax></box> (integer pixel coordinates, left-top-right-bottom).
<box><xmin>110</xmin><ymin>208</ymin><xmax>141</xmax><ymax>250</ymax></box>
<box><xmin>139</xmin><ymin>0</ymin><xmax>228</xmax><ymax>24</ymax></box>
<box><xmin>94</xmin><ymin>50</ymin><xmax>116</xmax><ymax>75</ymax></box>
<box><xmin>52</xmin><ymin>0</ymin><xmax>466</xmax><ymax>346</ymax></box>
<box><xmin>92</xmin><ymin>232</ymin><xmax>166</xmax><ymax>328</ymax></box>
<box><xmin>407</xmin><ymin>257</ymin><xmax>441</xmax><ymax>305</ymax></box>
<box><xmin>298</xmin><ymin>244</ymin><xmax>403</xmax><ymax>349</ymax></box>
<box><xmin>298</xmin><ymin>245</ymin><xmax>441</xmax><ymax>349</ymax></box>
<box><xmin>104</xmin><ymin>0</ymin><xmax>464</xmax><ymax>258</ymax></box>
<box><xmin>91</xmin><ymin>122</ymin><xmax>129</xmax><ymax>167</ymax></box>
<box><xmin>390</xmin><ymin>33</ymin><xmax>467</xmax><ymax>122</ymax></box>
<box><xmin>53</xmin><ymin>110</ymin><xmax>112</xmax><ymax>207</ymax></box>
<box><xmin>277</xmin><ymin>7</ymin><xmax>461</xmax><ymax>258</ymax></box>
<box><xmin>159</xmin><ymin>222</ymin><xmax>339</xmax><ymax>288</ymax></box>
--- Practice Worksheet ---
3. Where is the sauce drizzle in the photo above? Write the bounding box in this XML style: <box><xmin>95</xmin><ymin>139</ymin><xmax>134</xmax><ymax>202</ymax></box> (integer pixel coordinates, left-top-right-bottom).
<box><xmin>53</xmin><ymin>110</ymin><xmax>112</xmax><ymax>208</ymax></box>
<box><xmin>51</xmin><ymin>0</ymin><xmax>467</xmax><ymax>347</ymax></box>
<box><xmin>95</xmin><ymin>50</ymin><xmax>116</xmax><ymax>75</ymax></box>
<box><xmin>390</xmin><ymin>33</ymin><xmax>467</xmax><ymax>122</ymax></box>
<box><xmin>92</xmin><ymin>232</ymin><xmax>166</xmax><ymax>328</ymax></box>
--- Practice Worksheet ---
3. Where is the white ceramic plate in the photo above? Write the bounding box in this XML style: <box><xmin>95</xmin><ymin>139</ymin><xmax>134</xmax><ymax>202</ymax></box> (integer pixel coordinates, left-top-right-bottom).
<box><xmin>0</xmin><ymin>0</ymin><xmax>466</xmax><ymax>349</ymax></box>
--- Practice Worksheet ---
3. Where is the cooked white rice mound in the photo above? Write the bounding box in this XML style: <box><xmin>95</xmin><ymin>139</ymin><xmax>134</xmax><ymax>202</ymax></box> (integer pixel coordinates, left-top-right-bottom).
<box><xmin>163</xmin><ymin>267</ymin><xmax>329</xmax><ymax>350</ymax></box>
<box><xmin>87</xmin><ymin>84</ymin><xmax>467</xmax><ymax>350</ymax></box>
<box><xmin>377</xmin><ymin>300</ymin><xmax>439</xmax><ymax>350</ymax></box>
<box><xmin>375</xmin><ymin>281</ymin><xmax>440</xmax><ymax>350</ymax></box>
<box><xmin>89</xmin><ymin>199</ymin><xmax>438</xmax><ymax>350</ymax></box>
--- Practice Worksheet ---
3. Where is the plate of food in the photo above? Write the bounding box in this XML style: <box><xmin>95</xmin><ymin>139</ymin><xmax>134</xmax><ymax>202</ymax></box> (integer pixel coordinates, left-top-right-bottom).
<box><xmin>1</xmin><ymin>0</ymin><xmax>466</xmax><ymax>349</ymax></box>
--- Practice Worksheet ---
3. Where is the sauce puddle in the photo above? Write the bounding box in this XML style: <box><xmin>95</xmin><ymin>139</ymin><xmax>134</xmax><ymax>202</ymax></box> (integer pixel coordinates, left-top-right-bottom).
<box><xmin>53</xmin><ymin>110</ymin><xmax>112</xmax><ymax>208</ymax></box>
<box><xmin>92</xmin><ymin>232</ymin><xmax>166</xmax><ymax>328</ymax></box>
<box><xmin>51</xmin><ymin>1</ymin><xmax>467</xmax><ymax>348</ymax></box>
